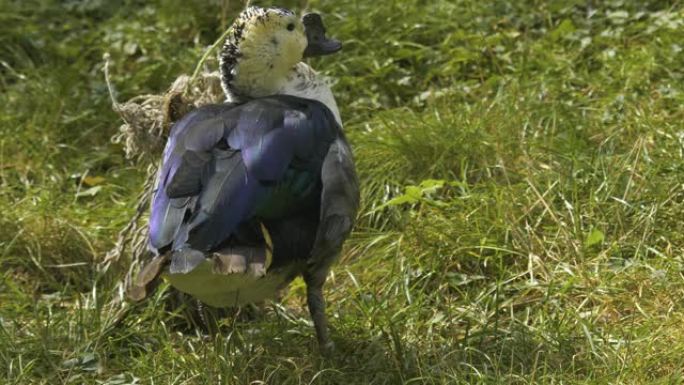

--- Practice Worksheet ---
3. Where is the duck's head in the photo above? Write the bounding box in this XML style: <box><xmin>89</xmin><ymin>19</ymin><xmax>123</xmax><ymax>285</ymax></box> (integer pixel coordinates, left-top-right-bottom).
<box><xmin>219</xmin><ymin>6</ymin><xmax>341</xmax><ymax>100</ymax></box>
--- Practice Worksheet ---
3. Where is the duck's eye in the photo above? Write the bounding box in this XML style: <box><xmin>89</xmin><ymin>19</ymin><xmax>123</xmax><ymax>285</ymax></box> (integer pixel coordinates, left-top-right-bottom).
<box><xmin>286</xmin><ymin>23</ymin><xmax>295</xmax><ymax>31</ymax></box>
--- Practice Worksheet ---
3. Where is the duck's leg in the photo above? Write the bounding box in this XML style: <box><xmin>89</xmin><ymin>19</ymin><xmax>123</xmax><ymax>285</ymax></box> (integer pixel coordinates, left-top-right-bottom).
<box><xmin>304</xmin><ymin>269</ymin><xmax>334</xmax><ymax>354</ymax></box>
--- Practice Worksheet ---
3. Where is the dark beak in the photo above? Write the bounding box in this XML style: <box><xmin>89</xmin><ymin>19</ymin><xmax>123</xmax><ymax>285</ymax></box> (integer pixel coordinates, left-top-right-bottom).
<box><xmin>302</xmin><ymin>13</ymin><xmax>342</xmax><ymax>58</ymax></box>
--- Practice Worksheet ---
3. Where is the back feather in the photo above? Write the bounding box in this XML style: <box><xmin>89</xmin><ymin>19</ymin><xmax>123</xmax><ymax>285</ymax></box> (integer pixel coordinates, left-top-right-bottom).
<box><xmin>148</xmin><ymin>96</ymin><xmax>342</xmax><ymax>254</ymax></box>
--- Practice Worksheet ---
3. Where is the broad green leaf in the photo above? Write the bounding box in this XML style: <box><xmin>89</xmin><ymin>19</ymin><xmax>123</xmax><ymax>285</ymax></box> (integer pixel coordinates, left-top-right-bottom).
<box><xmin>585</xmin><ymin>228</ymin><xmax>605</xmax><ymax>247</ymax></box>
<box><xmin>550</xmin><ymin>19</ymin><xmax>576</xmax><ymax>40</ymax></box>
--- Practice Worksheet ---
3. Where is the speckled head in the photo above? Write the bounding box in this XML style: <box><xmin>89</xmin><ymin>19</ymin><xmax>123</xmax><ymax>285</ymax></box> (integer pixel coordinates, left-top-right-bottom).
<box><xmin>219</xmin><ymin>6</ymin><xmax>308</xmax><ymax>99</ymax></box>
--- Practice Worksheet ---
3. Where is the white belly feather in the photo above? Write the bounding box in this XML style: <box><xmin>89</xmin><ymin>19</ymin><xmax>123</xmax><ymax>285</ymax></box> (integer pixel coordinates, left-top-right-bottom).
<box><xmin>164</xmin><ymin>261</ymin><xmax>298</xmax><ymax>307</ymax></box>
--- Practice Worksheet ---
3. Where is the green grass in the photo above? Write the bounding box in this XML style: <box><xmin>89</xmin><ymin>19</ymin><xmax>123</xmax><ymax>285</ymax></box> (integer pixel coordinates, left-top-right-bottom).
<box><xmin>2</xmin><ymin>0</ymin><xmax>684</xmax><ymax>383</ymax></box>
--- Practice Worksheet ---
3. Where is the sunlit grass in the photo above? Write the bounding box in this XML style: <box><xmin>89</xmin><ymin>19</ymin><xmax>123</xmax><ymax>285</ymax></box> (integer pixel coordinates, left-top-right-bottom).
<box><xmin>2</xmin><ymin>0</ymin><xmax>684</xmax><ymax>383</ymax></box>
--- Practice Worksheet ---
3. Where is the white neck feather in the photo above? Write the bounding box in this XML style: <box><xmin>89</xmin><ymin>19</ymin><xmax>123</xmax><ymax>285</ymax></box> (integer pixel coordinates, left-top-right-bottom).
<box><xmin>278</xmin><ymin>63</ymin><xmax>342</xmax><ymax>126</ymax></box>
<box><xmin>224</xmin><ymin>61</ymin><xmax>342</xmax><ymax>127</ymax></box>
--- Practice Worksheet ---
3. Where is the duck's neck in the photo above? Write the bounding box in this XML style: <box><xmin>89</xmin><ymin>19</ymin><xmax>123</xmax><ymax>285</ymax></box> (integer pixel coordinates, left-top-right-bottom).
<box><xmin>279</xmin><ymin>63</ymin><xmax>342</xmax><ymax>126</ymax></box>
<box><xmin>221</xmin><ymin>61</ymin><xmax>342</xmax><ymax>127</ymax></box>
<box><xmin>220</xmin><ymin>49</ymin><xmax>293</xmax><ymax>101</ymax></box>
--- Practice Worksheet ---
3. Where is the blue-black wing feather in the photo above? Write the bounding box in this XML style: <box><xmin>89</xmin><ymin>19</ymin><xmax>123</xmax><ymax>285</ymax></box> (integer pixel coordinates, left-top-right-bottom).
<box><xmin>308</xmin><ymin>133</ymin><xmax>360</xmax><ymax>266</ymax></box>
<box><xmin>148</xmin><ymin>96</ymin><xmax>340</xmax><ymax>255</ymax></box>
<box><xmin>148</xmin><ymin>105</ymin><xmax>227</xmax><ymax>250</ymax></box>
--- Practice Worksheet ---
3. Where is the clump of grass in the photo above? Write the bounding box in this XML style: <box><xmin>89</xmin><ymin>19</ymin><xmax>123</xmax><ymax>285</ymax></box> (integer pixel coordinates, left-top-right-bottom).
<box><xmin>2</xmin><ymin>0</ymin><xmax>684</xmax><ymax>384</ymax></box>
